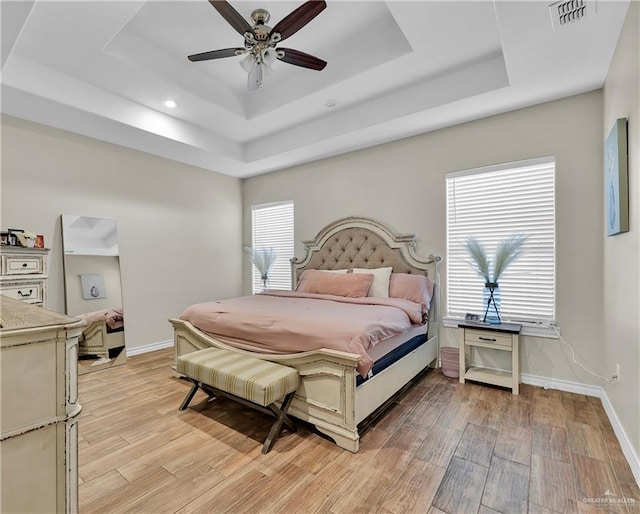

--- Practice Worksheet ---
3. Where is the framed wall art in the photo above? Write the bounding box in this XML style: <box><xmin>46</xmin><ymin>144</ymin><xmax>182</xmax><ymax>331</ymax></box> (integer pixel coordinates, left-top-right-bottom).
<box><xmin>605</xmin><ymin>118</ymin><xmax>629</xmax><ymax>236</ymax></box>
<box><xmin>80</xmin><ymin>274</ymin><xmax>106</xmax><ymax>300</ymax></box>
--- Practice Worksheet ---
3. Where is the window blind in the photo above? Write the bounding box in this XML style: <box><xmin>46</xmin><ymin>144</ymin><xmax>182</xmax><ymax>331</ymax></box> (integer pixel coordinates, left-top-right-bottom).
<box><xmin>251</xmin><ymin>201</ymin><xmax>294</xmax><ymax>293</ymax></box>
<box><xmin>446</xmin><ymin>157</ymin><xmax>555</xmax><ymax>323</ymax></box>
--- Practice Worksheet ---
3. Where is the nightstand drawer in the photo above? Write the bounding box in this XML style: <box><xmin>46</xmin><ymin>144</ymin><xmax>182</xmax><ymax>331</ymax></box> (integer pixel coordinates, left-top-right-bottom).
<box><xmin>1</xmin><ymin>281</ymin><xmax>45</xmax><ymax>304</ymax></box>
<box><xmin>465</xmin><ymin>329</ymin><xmax>512</xmax><ymax>348</ymax></box>
<box><xmin>2</xmin><ymin>254</ymin><xmax>46</xmax><ymax>276</ymax></box>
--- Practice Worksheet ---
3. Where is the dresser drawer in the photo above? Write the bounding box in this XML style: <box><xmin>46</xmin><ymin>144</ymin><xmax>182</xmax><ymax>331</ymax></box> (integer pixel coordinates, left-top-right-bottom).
<box><xmin>464</xmin><ymin>328</ymin><xmax>512</xmax><ymax>348</ymax></box>
<box><xmin>1</xmin><ymin>281</ymin><xmax>45</xmax><ymax>304</ymax></box>
<box><xmin>2</xmin><ymin>254</ymin><xmax>46</xmax><ymax>276</ymax></box>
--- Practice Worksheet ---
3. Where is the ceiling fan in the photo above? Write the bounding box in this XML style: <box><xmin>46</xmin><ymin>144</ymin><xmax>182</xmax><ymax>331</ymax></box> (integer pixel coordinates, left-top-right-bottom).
<box><xmin>188</xmin><ymin>0</ymin><xmax>327</xmax><ymax>90</ymax></box>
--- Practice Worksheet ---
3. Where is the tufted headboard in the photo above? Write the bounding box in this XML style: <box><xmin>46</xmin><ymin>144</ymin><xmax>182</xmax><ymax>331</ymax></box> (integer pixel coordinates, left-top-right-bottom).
<box><xmin>291</xmin><ymin>217</ymin><xmax>440</xmax><ymax>285</ymax></box>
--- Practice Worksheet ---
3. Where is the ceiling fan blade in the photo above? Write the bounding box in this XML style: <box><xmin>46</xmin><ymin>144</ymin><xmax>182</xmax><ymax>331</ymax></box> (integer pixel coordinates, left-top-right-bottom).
<box><xmin>208</xmin><ymin>0</ymin><xmax>253</xmax><ymax>36</ymax></box>
<box><xmin>277</xmin><ymin>48</ymin><xmax>326</xmax><ymax>71</ymax></box>
<box><xmin>271</xmin><ymin>1</ymin><xmax>326</xmax><ymax>42</ymax></box>
<box><xmin>188</xmin><ymin>47</ymin><xmax>244</xmax><ymax>62</ymax></box>
<box><xmin>248</xmin><ymin>62</ymin><xmax>262</xmax><ymax>90</ymax></box>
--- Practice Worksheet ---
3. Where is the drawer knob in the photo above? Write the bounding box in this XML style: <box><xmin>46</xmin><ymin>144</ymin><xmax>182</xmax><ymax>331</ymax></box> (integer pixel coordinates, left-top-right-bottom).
<box><xmin>18</xmin><ymin>289</ymin><xmax>34</xmax><ymax>298</ymax></box>
<box><xmin>478</xmin><ymin>336</ymin><xmax>497</xmax><ymax>342</ymax></box>
<box><xmin>22</xmin><ymin>263</ymin><xmax>28</xmax><ymax>267</ymax></box>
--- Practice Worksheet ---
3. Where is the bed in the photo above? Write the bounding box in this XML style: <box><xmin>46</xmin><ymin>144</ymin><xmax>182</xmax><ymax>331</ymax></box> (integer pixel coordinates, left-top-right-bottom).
<box><xmin>77</xmin><ymin>307</ymin><xmax>125</xmax><ymax>359</ymax></box>
<box><xmin>170</xmin><ymin>217</ymin><xmax>440</xmax><ymax>452</ymax></box>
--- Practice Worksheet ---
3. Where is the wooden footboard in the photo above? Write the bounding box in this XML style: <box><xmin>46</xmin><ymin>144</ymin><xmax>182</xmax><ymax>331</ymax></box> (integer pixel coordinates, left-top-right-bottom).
<box><xmin>78</xmin><ymin>319</ymin><xmax>109</xmax><ymax>358</ymax></box>
<box><xmin>170</xmin><ymin>318</ymin><xmax>438</xmax><ymax>452</ymax></box>
<box><xmin>171</xmin><ymin>318</ymin><xmax>363</xmax><ymax>451</ymax></box>
<box><xmin>78</xmin><ymin>319</ymin><xmax>125</xmax><ymax>359</ymax></box>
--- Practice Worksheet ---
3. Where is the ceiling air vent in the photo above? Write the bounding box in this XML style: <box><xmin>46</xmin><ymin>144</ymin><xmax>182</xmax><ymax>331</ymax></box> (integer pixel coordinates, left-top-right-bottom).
<box><xmin>548</xmin><ymin>0</ymin><xmax>595</xmax><ymax>29</ymax></box>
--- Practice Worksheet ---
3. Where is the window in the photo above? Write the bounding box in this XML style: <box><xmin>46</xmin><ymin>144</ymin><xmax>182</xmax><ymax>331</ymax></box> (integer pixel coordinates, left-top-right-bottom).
<box><xmin>251</xmin><ymin>201</ymin><xmax>294</xmax><ymax>293</ymax></box>
<box><xmin>446</xmin><ymin>157</ymin><xmax>555</xmax><ymax>324</ymax></box>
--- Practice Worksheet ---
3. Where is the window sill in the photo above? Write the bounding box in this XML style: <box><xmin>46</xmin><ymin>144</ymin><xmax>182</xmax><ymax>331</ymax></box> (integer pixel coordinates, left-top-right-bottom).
<box><xmin>442</xmin><ymin>316</ymin><xmax>559</xmax><ymax>339</ymax></box>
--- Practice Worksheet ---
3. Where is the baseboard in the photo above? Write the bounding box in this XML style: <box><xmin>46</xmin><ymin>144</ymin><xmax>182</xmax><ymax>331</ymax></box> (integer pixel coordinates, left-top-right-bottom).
<box><xmin>521</xmin><ymin>372</ymin><xmax>603</xmax><ymax>397</ymax></box>
<box><xmin>600</xmin><ymin>391</ymin><xmax>640</xmax><ymax>486</ymax></box>
<box><xmin>126</xmin><ymin>339</ymin><xmax>174</xmax><ymax>357</ymax></box>
<box><xmin>521</xmin><ymin>373</ymin><xmax>640</xmax><ymax>486</ymax></box>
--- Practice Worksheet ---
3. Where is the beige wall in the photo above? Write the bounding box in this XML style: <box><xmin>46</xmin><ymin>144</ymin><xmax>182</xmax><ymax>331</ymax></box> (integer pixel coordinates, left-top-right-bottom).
<box><xmin>603</xmin><ymin>2</ymin><xmax>640</xmax><ymax>463</ymax></box>
<box><xmin>64</xmin><ymin>255</ymin><xmax>123</xmax><ymax>316</ymax></box>
<box><xmin>243</xmin><ymin>91</ymin><xmax>607</xmax><ymax>387</ymax></box>
<box><xmin>1</xmin><ymin>115</ymin><xmax>243</xmax><ymax>351</ymax></box>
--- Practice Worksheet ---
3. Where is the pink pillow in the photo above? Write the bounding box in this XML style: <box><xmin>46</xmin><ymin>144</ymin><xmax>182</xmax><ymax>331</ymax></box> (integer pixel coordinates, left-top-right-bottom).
<box><xmin>389</xmin><ymin>273</ymin><xmax>434</xmax><ymax>312</ymax></box>
<box><xmin>297</xmin><ymin>269</ymin><xmax>374</xmax><ymax>298</ymax></box>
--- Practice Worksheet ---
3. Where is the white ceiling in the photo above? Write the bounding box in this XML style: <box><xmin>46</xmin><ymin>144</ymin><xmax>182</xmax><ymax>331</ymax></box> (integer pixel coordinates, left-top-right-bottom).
<box><xmin>1</xmin><ymin>0</ymin><xmax>630</xmax><ymax>178</ymax></box>
<box><xmin>62</xmin><ymin>215</ymin><xmax>119</xmax><ymax>256</ymax></box>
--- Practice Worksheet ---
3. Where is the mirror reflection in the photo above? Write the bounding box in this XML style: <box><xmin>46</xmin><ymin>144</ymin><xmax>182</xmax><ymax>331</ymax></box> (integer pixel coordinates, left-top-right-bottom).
<box><xmin>61</xmin><ymin>215</ymin><xmax>126</xmax><ymax>373</ymax></box>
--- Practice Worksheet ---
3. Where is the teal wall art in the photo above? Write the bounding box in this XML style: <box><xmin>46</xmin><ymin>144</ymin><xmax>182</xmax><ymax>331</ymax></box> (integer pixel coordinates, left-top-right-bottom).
<box><xmin>605</xmin><ymin>118</ymin><xmax>629</xmax><ymax>236</ymax></box>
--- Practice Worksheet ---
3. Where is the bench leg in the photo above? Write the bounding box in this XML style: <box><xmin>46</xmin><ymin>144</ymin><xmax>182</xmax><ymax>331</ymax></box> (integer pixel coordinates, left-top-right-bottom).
<box><xmin>269</xmin><ymin>403</ymin><xmax>297</xmax><ymax>433</ymax></box>
<box><xmin>179</xmin><ymin>381</ymin><xmax>199</xmax><ymax>411</ymax></box>
<box><xmin>262</xmin><ymin>391</ymin><xmax>296</xmax><ymax>454</ymax></box>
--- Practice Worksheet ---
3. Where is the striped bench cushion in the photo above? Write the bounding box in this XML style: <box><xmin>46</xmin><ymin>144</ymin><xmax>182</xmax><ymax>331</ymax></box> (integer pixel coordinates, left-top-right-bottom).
<box><xmin>176</xmin><ymin>348</ymin><xmax>299</xmax><ymax>407</ymax></box>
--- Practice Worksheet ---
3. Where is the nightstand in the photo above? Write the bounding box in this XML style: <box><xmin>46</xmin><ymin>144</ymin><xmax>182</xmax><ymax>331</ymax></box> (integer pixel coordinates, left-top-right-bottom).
<box><xmin>458</xmin><ymin>321</ymin><xmax>522</xmax><ymax>394</ymax></box>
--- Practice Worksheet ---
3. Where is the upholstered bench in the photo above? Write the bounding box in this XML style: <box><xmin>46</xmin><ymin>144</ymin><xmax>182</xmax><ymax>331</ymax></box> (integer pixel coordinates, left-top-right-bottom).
<box><xmin>176</xmin><ymin>347</ymin><xmax>299</xmax><ymax>454</ymax></box>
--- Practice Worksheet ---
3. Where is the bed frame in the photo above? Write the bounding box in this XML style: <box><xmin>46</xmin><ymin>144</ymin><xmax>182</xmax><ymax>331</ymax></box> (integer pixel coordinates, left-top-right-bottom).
<box><xmin>170</xmin><ymin>216</ymin><xmax>440</xmax><ymax>452</ymax></box>
<box><xmin>78</xmin><ymin>319</ymin><xmax>124</xmax><ymax>359</ymax></box>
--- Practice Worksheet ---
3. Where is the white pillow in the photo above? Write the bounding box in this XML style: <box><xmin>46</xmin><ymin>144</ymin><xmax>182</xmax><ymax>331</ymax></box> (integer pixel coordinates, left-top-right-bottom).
<box><xmin>352</xmin><ymin>267</ymin><xmax>393</xmax><ymax>298</ymax></box>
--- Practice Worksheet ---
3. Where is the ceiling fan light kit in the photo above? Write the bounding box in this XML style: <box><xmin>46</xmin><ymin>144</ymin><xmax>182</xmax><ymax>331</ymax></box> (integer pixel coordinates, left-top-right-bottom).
<box><xmin>188</xmin><ymin>0</ymin><xmax>327</xmax><ymax>90</ymax></box>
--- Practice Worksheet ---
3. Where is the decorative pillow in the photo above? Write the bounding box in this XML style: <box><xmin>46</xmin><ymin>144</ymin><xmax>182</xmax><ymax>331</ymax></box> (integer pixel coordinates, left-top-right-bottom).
<box><xmin>352</xmin><ymin>267</ymin><xmax>393</xmax><ymax>298</ymax></box>
<box><xmin>296</xmin><ymin>269</ymin><xmax>374</xmax><ymax>298</ymax></box>
<box><xmin>296</xmin><ymin>268</ymin><xmax>348</xmax><ymax>287</ymax></box>
<box><xmin>389</xmin><ymin>273</ymin><xmax>434</xmax><ymax>312</ymax></box>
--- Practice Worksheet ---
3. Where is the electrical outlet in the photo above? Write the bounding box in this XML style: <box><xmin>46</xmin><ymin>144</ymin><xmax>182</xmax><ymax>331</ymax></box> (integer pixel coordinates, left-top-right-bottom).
<box><xmin>615</xmin><ymin>364</ymin><xmax>621</xmax><ymax>383</ymax></box>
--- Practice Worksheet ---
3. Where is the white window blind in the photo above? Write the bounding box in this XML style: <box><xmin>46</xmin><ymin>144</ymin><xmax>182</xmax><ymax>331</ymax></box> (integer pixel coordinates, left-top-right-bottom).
<box><xmin>446</xmin><ymin>157</ymin><xmax>556</xmax><ymax>323</ymax></box>
<box><xmin>251</xmin><ymin>201</ymin><xmax>294</xmax><ymax>293</ymax></box>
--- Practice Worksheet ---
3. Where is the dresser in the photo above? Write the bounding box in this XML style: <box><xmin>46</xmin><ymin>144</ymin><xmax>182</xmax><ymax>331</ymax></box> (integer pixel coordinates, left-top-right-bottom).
<box><xmin>0</xmin><ymin>246</ymin><xmax>51</xmax><ymax>307</ymax></box>
<box><xmin>0</xmin><ymin>296</ymin><xmax>84</xmax><ymax>513</ymax></box>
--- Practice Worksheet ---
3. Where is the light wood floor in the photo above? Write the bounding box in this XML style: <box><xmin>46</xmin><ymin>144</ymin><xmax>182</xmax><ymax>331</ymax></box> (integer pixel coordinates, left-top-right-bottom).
<box><xmin>78</xmin><ymin>349</ymin><xmax>639</xmax><ymax>514</ymax></box>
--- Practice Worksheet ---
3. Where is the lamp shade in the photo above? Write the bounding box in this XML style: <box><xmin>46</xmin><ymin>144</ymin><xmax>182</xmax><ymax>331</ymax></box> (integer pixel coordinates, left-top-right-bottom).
<box><xmin>239</xmin><ymin>53</ymin><xmax>255</xmax><ymax>73</ymax></box>
<box><xmin>262</xmin><ymin>48</ymin><xmax>277</xmax><ymax>66</ymax></box>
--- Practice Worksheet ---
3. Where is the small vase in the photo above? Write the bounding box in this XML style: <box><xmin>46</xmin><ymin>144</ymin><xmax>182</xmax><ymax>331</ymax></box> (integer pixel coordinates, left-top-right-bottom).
<box><xmin>261</xmin><ymin>275</ymin><xmax>269</xmax><ymax>292</ymax></box>
<box><xmin>482</xmin><ymin>282</ymin><xmax>501</xmax><ymax>324</ymax></box>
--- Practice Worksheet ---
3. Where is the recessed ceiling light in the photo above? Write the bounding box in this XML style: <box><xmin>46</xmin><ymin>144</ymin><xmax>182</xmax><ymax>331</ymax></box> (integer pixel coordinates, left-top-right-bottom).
<box><xmin>164</xmin><ymin>100</ymin><xmax>177</xmax><ymax>109</ymax></box>
<box><xmin>324</xmin><ymin>99</ymin><xmax>338</xmax><ymax>108</ymax></box>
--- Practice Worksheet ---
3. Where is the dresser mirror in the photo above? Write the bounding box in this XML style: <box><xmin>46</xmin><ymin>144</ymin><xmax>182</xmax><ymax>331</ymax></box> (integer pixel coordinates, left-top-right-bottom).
<box><xmin>61</xmin><ymin>215</ymin><xmax>126</xmax><ymax>374</ymax></box>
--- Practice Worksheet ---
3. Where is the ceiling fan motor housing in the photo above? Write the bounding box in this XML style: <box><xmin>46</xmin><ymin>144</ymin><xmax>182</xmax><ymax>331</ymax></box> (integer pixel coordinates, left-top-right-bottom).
<box><xmin>253</xmin><ymin>24</ymin><xmax>272</xmax><ymax>42</ymax></box>
<box><xmin>250</xmin><ymin>8</ymin><xmax>270</xmax><ymax>25</ymax></box>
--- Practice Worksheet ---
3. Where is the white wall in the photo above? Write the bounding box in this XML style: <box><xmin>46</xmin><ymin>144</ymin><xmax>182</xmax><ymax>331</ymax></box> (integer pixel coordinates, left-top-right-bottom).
<box><xmin>243</xmin><ymin>91</ymin><xmax>607</xmax><ymax>387</ymax></box>
<box><xmin>1</xmin><ymin>115</ymin><xmax>243</xmax><ymax>351</ymax></box>
<box><xmin>603</xmin><ymin>1</ymin><xmax>640</xmax><ymax>465</ymax></box>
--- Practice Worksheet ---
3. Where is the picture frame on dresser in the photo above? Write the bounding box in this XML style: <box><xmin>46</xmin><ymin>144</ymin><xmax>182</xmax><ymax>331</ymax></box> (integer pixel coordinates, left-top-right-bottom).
<box><xmin>7</xmin><ymin>228</ymin><xmax>24</xmax><ymax>247</ymax></box>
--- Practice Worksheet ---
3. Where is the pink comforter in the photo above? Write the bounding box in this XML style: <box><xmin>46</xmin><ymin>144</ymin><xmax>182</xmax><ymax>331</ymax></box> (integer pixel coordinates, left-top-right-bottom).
<box><xmin>80</xmin><ymin>307</ymin><xmax>124</xmax><ymax>331</ymax></box>
<box><xmin>180</xmin><ymin>291</ymin><xmax>424</xmax><ymax>377</ymax></box>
